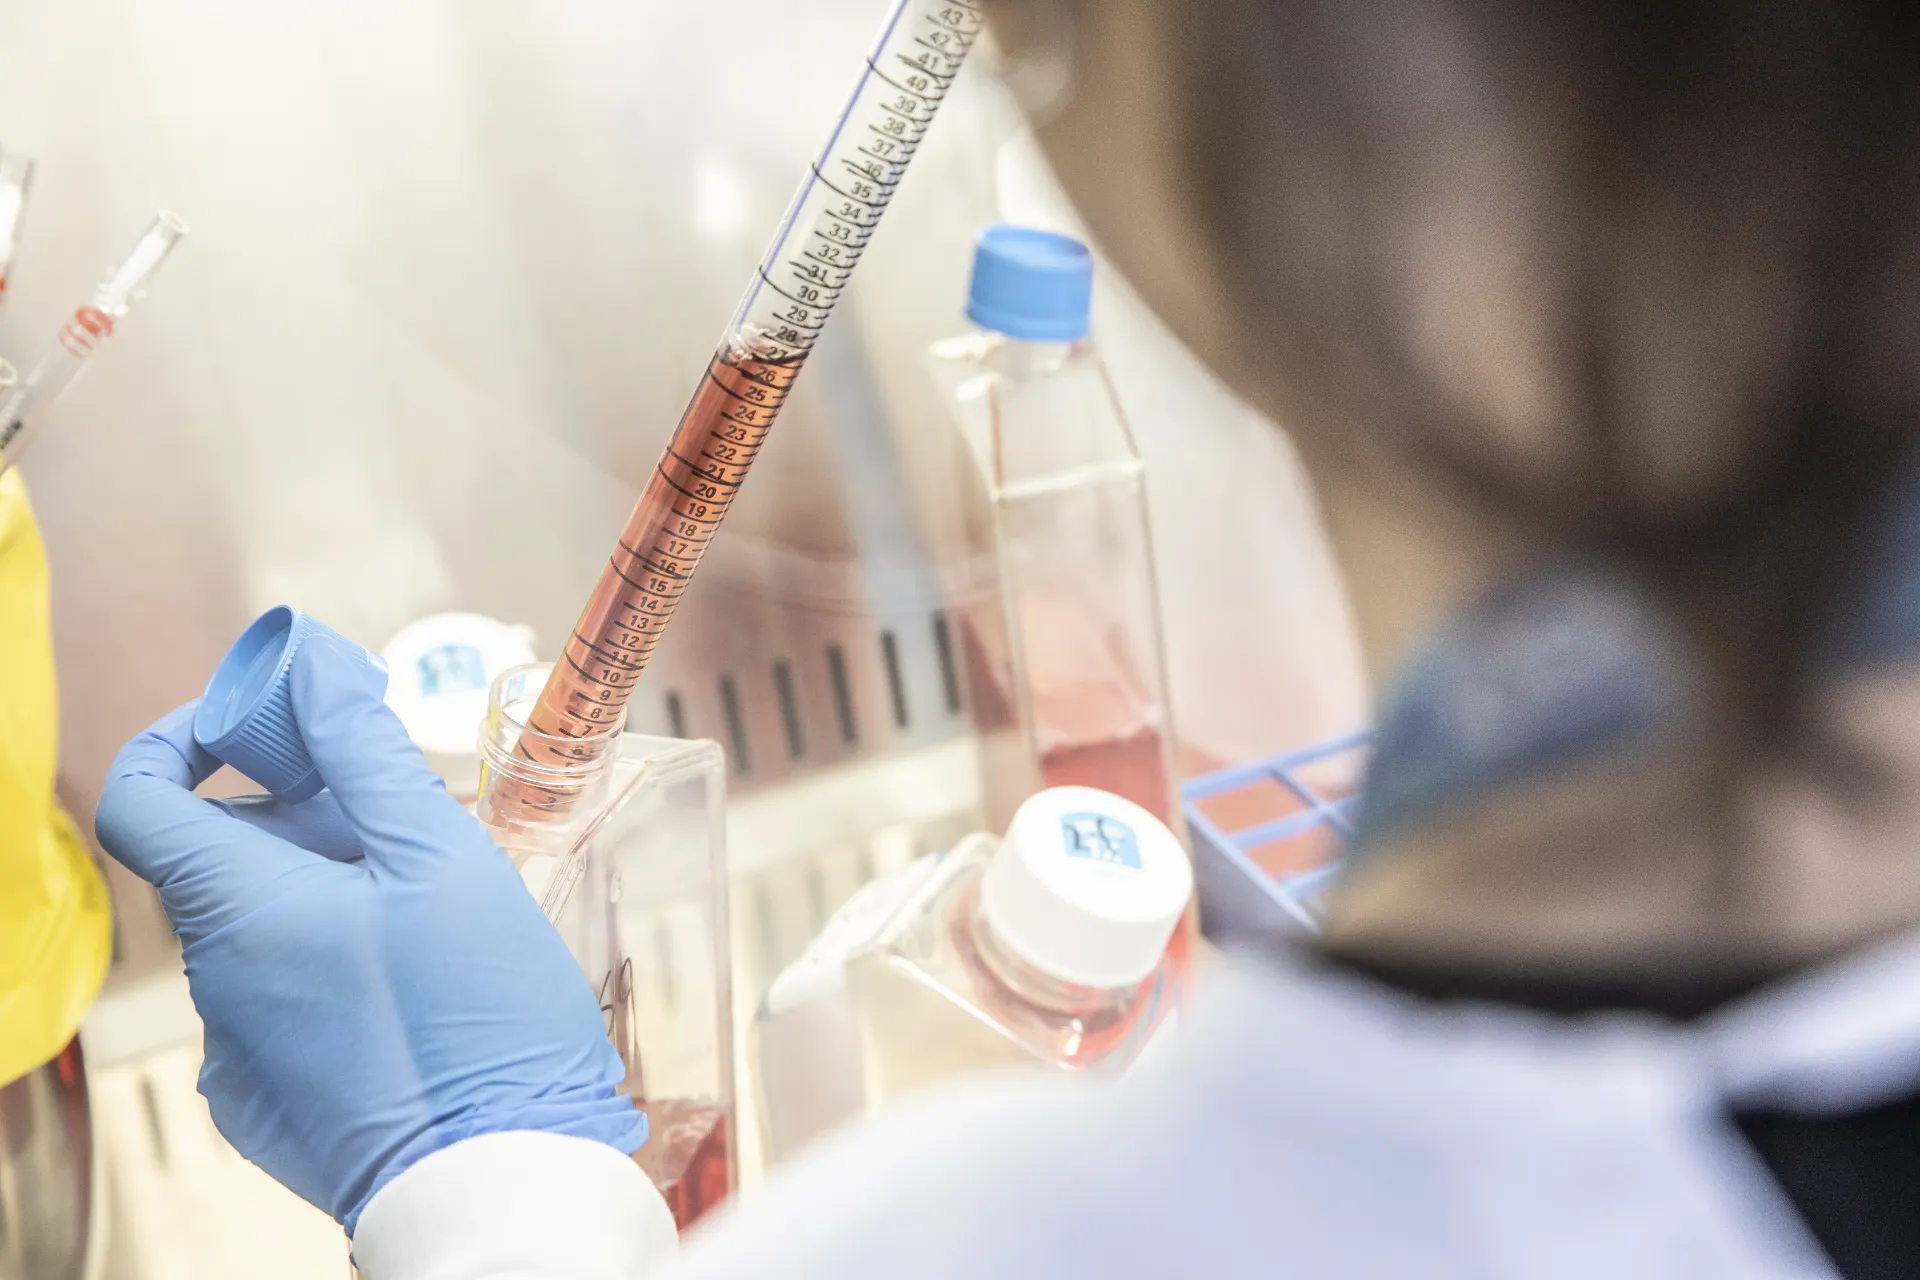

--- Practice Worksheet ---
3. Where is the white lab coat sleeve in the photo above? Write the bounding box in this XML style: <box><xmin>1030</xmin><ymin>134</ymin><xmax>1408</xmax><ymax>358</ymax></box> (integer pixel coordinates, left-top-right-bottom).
<box><xmin>350</xmin><ymin>1131</ymin><xmax>679</xmax><ymax>1280</ymax></box>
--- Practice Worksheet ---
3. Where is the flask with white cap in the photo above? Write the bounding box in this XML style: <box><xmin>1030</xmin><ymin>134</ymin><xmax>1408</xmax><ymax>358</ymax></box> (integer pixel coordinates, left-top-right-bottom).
<box><xmin>753</xmin><ymin>785</ymin><xmax>1191</xmax><ymax>1158</ymax></box>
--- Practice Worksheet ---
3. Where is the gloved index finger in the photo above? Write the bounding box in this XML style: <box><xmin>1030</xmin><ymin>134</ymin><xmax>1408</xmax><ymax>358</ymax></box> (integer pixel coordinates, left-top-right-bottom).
<box><xmin>95</xmin><ymin>700</ymin><xmax>311</xmax><ymax>901</ymax></box>
<box><xmin>100</xmin><ymin>700</ymin><xmax>223</xmax><ymax>801</ymax></box>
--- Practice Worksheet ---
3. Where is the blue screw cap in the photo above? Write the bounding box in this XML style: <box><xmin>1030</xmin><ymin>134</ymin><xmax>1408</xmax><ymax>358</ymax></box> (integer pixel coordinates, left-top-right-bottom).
<box><xmin>965</xmin><ymin>224</ymin><xmax>1093</xmax><ymax>343</ymax></box>
<box><xmin>193</xmin><ymin>606</ymin><xmax>384</xmax><ymax>802</ymax></box>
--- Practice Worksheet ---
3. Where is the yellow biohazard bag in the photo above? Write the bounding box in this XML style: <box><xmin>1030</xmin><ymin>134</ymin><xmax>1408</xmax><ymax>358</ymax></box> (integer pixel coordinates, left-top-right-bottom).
<box><xmin>0</xmin><ymin>467</ymin><xmax>111</xmax><ymax>1086</ymax></box>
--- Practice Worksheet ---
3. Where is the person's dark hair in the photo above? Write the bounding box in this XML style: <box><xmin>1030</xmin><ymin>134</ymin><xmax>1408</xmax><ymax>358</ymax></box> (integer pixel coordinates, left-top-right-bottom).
<box><xmin>986</xmin><ymin>0</ymin><xmax>1920</xmax><ymax>938</ymax></box>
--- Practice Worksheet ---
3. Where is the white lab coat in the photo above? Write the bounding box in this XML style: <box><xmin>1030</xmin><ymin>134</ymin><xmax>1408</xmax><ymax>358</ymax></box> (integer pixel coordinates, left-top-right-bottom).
<box><xmin>351</xmin><ymin>935</ymin><xmax>1920</xmax><ymax>1279</ymax></box>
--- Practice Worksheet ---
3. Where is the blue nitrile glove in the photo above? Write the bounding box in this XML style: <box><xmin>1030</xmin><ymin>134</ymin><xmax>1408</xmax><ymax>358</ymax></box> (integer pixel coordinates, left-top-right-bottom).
<box><xmin>94</xmin><ymin>634</ymin><xmax>646</xmax><ymax>1234</ymax></box>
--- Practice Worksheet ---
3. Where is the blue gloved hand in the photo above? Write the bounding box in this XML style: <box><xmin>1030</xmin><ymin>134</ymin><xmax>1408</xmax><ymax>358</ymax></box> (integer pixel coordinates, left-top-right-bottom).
<box><xmin>95</xmin><ymin>634</ymin><xmax>646</xmax><ymax>1234</ymax></box>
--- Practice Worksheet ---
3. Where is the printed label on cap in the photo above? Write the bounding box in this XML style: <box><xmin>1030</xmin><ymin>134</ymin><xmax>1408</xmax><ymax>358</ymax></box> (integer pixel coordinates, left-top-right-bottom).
<box><xmin>416</xmin><ymin>643</ymin><xmax>488</xmax><ymax>696</ymax></box>
<box><xmin>1060</xmin><ymin>812</ymin><xmax>1141</xmax><ymax>869</ymax></box>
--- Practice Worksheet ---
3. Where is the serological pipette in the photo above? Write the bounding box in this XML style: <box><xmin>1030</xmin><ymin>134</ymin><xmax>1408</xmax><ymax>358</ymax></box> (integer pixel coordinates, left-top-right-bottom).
<box><xmin>0</xmin><ymin>211</ymin><xmax>188</xmax><ymax>474</ymax></box>
<box><xmin>511</xmin><ymin>0</ymin><xmax>986</xmax><ymax>803</ymax></box>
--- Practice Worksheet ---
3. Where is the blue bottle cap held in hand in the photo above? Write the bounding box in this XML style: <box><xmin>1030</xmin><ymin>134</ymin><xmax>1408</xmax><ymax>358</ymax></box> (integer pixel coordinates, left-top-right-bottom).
<box><xmin>966</xmin><ymin>224</ymin><xmax>1094</xmax><ymax>343</ymax></box>
<box><xmin>97</xmin><ymin>625</ymin><xmax>650</xmax><ymax>1235</ymax></box>
<box><xmin>193</xmin><ymin>605</ymin><xmax>387</xmax><ymax>802</ymax></box>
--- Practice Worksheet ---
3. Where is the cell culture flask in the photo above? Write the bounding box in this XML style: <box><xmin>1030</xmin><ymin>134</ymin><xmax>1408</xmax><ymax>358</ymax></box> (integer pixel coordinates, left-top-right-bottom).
<box><xmin>753</xmin><ymin>786</ymin><xmax>1189</xmax><ymax>1157</ymax></box>
<box><xmin>475</xmin><ymin>664</ymin><xmax>733</xmax><ymax>1230</ymax></box>
<box><xmin>931</xmin><ymin>226</ymin><xmax>1182</xmax><ymax>837</ymax></box>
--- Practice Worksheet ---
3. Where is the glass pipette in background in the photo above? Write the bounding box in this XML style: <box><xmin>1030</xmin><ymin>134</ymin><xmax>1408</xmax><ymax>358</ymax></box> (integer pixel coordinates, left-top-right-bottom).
<box><xmin>0</xmin><ymin>211</ymin><xmax>188</xmax><ymax>474</ymax></box>
<box><xmin>511</xmin><ymin>0</ymin><xmax>986</xmax><ymax>804</ymax></box>
<box><xmin>0</xmin><ymin>151</ymin><xmax>34</xmax><ymax>302</ymax></box>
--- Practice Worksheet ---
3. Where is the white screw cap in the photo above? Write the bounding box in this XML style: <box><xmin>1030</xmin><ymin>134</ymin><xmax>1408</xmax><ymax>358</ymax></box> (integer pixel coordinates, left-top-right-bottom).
<box><xmin>981</xmin><ymin>786</ymin><xmax>1193</xmax><ymax>990</ymax></box>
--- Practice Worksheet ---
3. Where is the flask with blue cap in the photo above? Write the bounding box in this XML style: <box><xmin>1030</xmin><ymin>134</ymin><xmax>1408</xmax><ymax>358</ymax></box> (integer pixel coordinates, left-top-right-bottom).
<box><xmin>194</xmin><ymin>606</ymin><xmax>386</xmax><ymax>802</ymax></box>
<box><xmin>929</xmin><ymin>225</ymin><xmax>1187</xmax><ymax>866</ymax></box>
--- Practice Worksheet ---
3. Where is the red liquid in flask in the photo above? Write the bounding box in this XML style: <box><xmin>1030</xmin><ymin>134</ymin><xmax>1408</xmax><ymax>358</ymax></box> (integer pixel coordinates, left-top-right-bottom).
<box><xmin>965</xmin><ymin>587</ymin><xmax>1176</xmax><ymax>824</ymax></box>
<box><xmin>633</xmin><ymin>1098</ymin><xmax>730</xmax><ymax>1230</ymax></box>
<box><xmin>1039</xmin><ymin>726</ymin><xmax>1174</xmax><ymax>827</ymax></box>
<box><xmin>607</xmin><ymin>957</ymin><xmax>731</xmax><ymax>1228</ymax></box>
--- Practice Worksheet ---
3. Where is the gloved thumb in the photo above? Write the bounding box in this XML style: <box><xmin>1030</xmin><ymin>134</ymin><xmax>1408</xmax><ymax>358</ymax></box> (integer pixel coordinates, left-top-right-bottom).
<box><xmin>291</xmin><ymin>634</ymin><xmax>479</xmax><ymax>878</ymax></box>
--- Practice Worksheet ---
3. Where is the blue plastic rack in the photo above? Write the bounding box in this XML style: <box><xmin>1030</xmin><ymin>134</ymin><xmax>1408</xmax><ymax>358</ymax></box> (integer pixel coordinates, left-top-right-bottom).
<box><xmin>1180</xmin><ymin>730</ymin><xmax>1370</xmax><ymax>944</ymax></box>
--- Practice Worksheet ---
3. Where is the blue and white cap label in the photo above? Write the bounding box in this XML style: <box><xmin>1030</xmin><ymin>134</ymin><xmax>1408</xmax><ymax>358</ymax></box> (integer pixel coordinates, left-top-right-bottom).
<box><xmin>985</xmin><ymin>786</ymin><xmax>1194</xmax><ymax>989</ymax></box>
<box><xmin>415</xmin><ymin>643</ymin><xmax>488</xmax><ymax>696</ymax></box>
<box><xmin>1060</xmin><ymin>812</ymin><xmax>1142</xmax><ymax>869</ymax></box>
